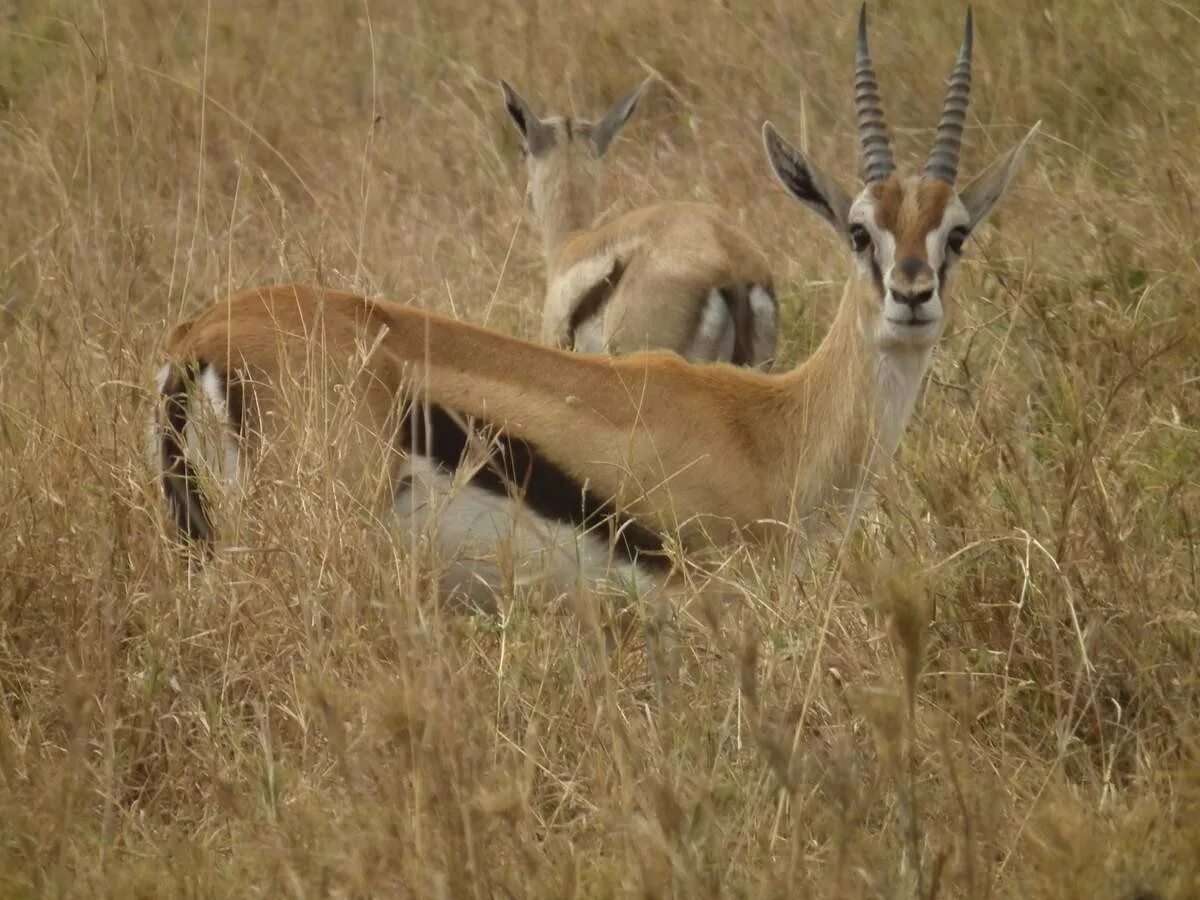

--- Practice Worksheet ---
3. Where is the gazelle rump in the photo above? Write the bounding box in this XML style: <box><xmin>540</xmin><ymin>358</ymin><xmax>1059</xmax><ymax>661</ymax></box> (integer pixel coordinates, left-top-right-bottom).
<box><xmin>155</xmin><ymin>6</ymin><xmax>1036</xmax><ymax>604</ymax></box>
<box><xmin>501</xmin><ymin>79</ymin><xmax>778</xmax><ymax>367</ymax></box>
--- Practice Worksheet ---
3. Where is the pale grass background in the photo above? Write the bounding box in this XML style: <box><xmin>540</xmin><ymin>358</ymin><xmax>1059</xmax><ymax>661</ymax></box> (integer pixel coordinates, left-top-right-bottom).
<box><xmin>1</xmin><ymin>0</ymin><xmax>1198</xmax><ymax>896</ymax></box>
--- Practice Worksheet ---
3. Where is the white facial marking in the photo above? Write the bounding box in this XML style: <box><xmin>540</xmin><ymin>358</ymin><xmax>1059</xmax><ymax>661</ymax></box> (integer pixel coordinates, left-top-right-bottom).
<box><xmin>924</xmin><ymin>195</ymin><xmax>971</xmax><ymax>278</ymax></box>
<box><xmin>849</xmin><ymin>187</ymin><xmax>967</xmax><ymax>349</ymax></box>
<box><xmin>847</xmin><ymin>192</ymin><xmax>883</xmax><ymax>281</ymax></box>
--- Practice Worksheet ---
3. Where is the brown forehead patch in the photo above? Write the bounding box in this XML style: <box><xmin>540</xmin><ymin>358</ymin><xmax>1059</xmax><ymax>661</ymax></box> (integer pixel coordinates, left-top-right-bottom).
<box><xmin>914</xmin><ymin>179</ymin><xmax>953</xmax><ymax>235</ymax></box>
<box><xmin>873</xmin><ymin>177</ymin><xmax>954</xmax><ymax>263</ymax></box>
<box><xmin>541</xmin><ymin>118</ymin><xmax>599</xmax><ymax>154</ymax></box>
<box><xmin>871</xmin><ymin>175</ymin><xmax>905</xmax><ymax>231</ymax></box>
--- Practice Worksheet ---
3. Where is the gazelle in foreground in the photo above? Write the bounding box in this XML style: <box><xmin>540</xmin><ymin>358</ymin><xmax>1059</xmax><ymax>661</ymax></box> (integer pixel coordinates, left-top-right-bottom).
<box><xmin>500</xmin><ymin>78</ymin><xmax>778</xmax><ymax>367</ymax></box>
<box><xmin>156</xmin><ymin>7</ymin><xmax>1036</xmax><ymax>606</ymax></box>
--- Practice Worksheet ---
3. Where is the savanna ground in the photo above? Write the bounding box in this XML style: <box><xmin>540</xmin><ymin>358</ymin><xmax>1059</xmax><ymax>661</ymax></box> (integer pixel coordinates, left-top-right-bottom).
<box><xmin>1</xmin><ymin>0</ymin><xmax>1198</xmax><ymax>896</ymax></box>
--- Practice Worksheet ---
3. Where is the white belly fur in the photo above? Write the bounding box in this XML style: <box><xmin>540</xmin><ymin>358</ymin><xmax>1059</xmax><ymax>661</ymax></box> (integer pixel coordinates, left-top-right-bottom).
<box><xmin>392</xmin><ymin>456</ymin><xmax>659</xmax><ymax>610</ymax></box>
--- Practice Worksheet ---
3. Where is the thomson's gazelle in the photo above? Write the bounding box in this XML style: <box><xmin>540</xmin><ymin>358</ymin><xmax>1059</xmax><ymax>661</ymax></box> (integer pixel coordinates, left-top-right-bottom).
<box><xmin>501</xmin><ymin>79</ymin><xmax>778</xmax><ymax>367</ymax></box>
<box><xmin>156</xmin><ymin>8</ymin><xmax>1036</xmax><ymax>605</ymax></box>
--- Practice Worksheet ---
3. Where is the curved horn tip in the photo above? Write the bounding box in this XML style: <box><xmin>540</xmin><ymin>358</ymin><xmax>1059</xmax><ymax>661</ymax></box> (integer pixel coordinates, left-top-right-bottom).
<box><xmin>961</xmin><ymin>7</ymin><xmax>974</xmax><ymax>58</ymax></box>
<box><xmin>857</xmin><ymin>3</ymin><xmax>869</xmax><ymax>56</ymax></box>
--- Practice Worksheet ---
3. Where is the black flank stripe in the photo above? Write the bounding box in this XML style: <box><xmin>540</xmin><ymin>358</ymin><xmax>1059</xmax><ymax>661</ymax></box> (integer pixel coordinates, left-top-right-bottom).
<box><xmin>408</xmin><ymin>403</ymin><xmax>670</xmax><ymax>571</ymax></box>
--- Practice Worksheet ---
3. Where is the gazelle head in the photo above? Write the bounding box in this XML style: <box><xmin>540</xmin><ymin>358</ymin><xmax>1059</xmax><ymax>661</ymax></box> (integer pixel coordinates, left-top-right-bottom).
<box><xmin>763</xmin><ymin>5</ymin><xmax>1039</xmax><ymax>351</ymax></box>
<box><xmin>501</xmin><ymin>79</ymin><xmax>652</xmax><ymax>250</ymax></box>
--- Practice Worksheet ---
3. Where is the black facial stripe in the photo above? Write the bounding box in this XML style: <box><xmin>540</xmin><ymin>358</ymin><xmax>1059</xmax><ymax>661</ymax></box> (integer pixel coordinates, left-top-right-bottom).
<box><xmin>406</xmin><ymin>403</ymin><xmax>670</xmax><ymax>571</ymax></box>
<box><xmin>567</xmin><ymin>258</ymin><xmax>626</xmax><ymax>348</ymax></box>
<box><xmin>868</xmin><ymin>256</ymin><xmax>886</xmax><ymax>296</ymax></box>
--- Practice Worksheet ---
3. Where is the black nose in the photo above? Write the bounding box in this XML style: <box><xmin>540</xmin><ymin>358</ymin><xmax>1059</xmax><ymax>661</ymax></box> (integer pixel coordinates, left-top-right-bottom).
<box><xmin>897</xmin><ymin>256</ymin><xmax>927</xmax><ymax>282</ymax></box>
<box><xmin>894</xmin><ymin>289</ymin><xmax>934</xmax><ymax>308</ymax></box>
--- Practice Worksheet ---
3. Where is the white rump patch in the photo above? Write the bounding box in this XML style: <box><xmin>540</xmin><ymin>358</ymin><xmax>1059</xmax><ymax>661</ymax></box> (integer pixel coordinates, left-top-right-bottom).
<box><xmin>542</xmin><ymin>239</ymin><xmax>636</xmax><ymax>349</ymax></box>
<box><xmin>149</xmin><ymin>363</ymin><xmax>240</xmax><ymax>532</ymax></box>
<box><xmin>685</xmin><ymin>290</ymin><xmax>734</xmax><ymax>363</ymax></box>
<box><xmin>393</xmin><ymin>456</ymin><xmax>654</xmax><ymax>609</ymax></box>
<box><xmin>748</xmin><ymin>285</ymin><xmax>778</xmax><ymax>369</ymax></box>
<box><xmin>192</xmin><ymin>366</ymin><xmax>240</xmax><ymax>484</ymax></box>
<box><xmin>572</xmin><ymin>313</ymin><xmax>605</xmax><ymax>354</ymax></box>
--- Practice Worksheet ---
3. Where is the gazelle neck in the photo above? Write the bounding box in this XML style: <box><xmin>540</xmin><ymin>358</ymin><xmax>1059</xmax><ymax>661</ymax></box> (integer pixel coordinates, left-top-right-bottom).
<box><xmin>775</xmin><ymin>274</ymin><xmax>933</xmax><ymax>518</ymax></box>
<box><xmin>533</xmin><ymin>158</ymin><xmax>601</xmax><ymax>261</ymax></box>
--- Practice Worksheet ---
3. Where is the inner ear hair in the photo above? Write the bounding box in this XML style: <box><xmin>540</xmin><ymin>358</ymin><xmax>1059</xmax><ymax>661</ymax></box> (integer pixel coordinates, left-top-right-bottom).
<box><xmin>958</xmin><ymin>121</ymin><xmax>1041</xmax><ymax>229</ymax></box>
<box><xmin>592</xmin><ymin>78</ymin><xmax>652</xmax><ymax>157</ymax></box>
<box><xmin>761</xmin><ymin>122</ymin><xmax>852</xmax><ymax>233</ymax></box>
<box><xmin>500</xmin><ymin>79</ymin><xmax>556</xmax><ymax>157</ymax></box>
<box><xmin>500</xmin><ymin>80</ymin><xmax>533</xmax><ymax>138</ymax></box>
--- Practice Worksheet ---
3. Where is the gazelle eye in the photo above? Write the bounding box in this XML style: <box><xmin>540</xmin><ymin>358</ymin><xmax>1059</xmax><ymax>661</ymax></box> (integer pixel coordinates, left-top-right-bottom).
<box><xmin>947</xmin><ymin>226</ymin><xmax>969</xmax><ymax>255</ymax></box>
<box><xmin>849</xmin><ymin>224</ymin><xmax>872</xmax><ymax>253</ymax></box>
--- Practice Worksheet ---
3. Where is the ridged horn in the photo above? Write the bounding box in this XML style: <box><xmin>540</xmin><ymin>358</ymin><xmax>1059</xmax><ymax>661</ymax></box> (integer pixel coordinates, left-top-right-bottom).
<box><xmin>925</xmin><ymin>8</ymin><xmax>973</xmax><ymax>184</ymax></box>
<box><xmin>855</xmin><ymin>4</ymin><xmax>895</xmax><ymax>184</ymax></box>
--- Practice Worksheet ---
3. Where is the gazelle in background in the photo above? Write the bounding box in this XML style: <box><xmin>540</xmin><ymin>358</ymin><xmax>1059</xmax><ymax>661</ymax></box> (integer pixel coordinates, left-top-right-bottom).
<box><xmin>156</xmin><ymin>7</ymin><xmax>1036</xmax><ymax>607</ymax></box>
<box><xmin>500</xmin><ymin>78</ymin><xmax>778</xmax><ymax>368</ymax></box>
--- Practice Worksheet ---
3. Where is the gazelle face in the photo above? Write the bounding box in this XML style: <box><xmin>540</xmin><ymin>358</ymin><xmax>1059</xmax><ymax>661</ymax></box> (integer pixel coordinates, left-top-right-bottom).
<box><xmin>762</xmin><ymin>5</ymin><xmax>1039</xmax><ymax>353</ymax></box>
<box><xmin>846</xmin><ymin>175</ymin><xmax>972</xmax><ymax>348</ymax></box>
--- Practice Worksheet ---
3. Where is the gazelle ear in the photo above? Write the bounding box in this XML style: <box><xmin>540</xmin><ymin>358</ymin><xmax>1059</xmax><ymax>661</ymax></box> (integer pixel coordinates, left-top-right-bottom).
<box><xmin>958</xmin><ymin>121</ymin><xmax>1041</xmax><ymax>230</ymax></box>
<box><xmin>592</xmin><ymin>78</ymin><xmax>652</xmax><ymax>156</ymax></box>
<box><xmin>762</xmin><ymin>122</ymin><xmax>852</xmax><ymax>234</ymax></box>
<box><xmin>500</xmin><ymin>80</ymin><xmax>555</xmax><ymax>156</ymax></box>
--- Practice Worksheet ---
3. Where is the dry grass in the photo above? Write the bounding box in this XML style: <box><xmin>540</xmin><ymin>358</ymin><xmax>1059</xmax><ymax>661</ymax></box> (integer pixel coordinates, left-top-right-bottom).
<box><xmin>2</xmin><ymin>0</ymin><xmax>1199</xmax><ymax>896</ymax></box>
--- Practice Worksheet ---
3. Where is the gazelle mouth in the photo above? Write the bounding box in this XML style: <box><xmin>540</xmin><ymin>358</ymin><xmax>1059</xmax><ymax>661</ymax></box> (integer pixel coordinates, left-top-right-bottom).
<box><xmin>886</xmin><ymin>316</ymin><xmax>936</xmax><ymax>327</ymax></box>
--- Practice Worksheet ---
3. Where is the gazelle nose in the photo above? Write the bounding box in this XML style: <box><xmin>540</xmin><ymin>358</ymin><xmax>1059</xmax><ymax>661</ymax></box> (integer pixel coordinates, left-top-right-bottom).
<box><xmin>893</xmin><ymin>288</ymin><xmax>934</xmax><ymax>308</ymax></box>
<box><xmin>896</xmin><ymin>256</ymin><xmax>928</xmax><ymax>282</ymax></box>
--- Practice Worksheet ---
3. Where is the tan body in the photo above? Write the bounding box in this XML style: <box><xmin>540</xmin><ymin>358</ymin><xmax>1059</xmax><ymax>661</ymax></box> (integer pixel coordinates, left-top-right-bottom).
<box><xmin>502</xmin><ymin>80</ymin><xmax>778</xmax><ymax>367</ymax></box>
<box><xmin>156</xmin><ymin>10</ymin><xmax>1036</xmax><ymax>604</ymax></box>
<box><xmin>544</xmin><ymin>201</ymin><xmax>775</xmax><ymax>365</ymax></box>
<box><xmin>162</xmin><ymin>281</ymin><xmax>890</xmax><ymax>554</ymax></box>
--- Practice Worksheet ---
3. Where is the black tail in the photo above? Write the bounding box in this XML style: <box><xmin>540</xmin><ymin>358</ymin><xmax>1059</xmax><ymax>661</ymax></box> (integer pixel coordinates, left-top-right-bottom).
<box><xmin>158</xmin><ymin>362</ymin><xmax>214</xmax><ymax>547</ymax></box>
